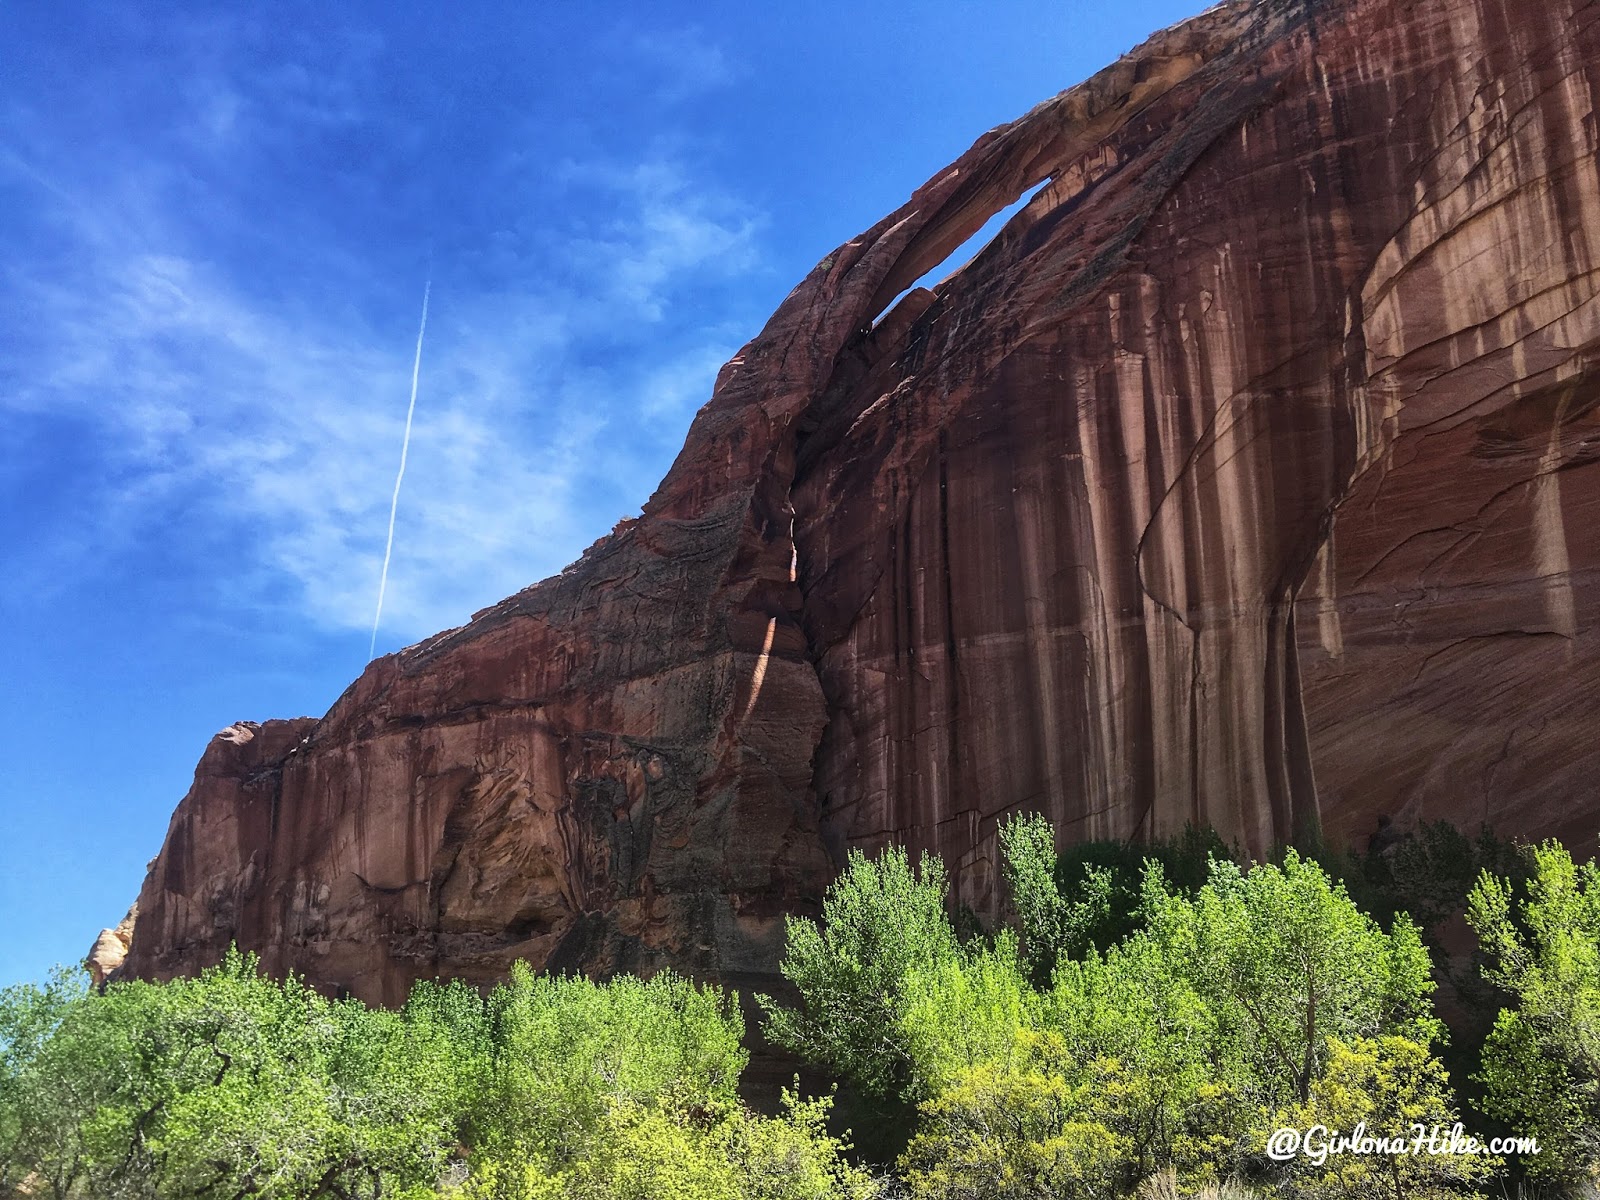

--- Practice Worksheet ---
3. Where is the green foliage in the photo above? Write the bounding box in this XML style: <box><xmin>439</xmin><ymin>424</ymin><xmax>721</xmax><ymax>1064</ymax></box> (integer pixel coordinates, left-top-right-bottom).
<box><xmin>1051</xmin><ymin>824</ymin><xmax>1237</xmax><ymax>955</ymax></box>
<box><xmin>1468</xmin><ymin>839</ymin><xmax>1600</xmax><ymax>1182</ymax></box>
<box><xmin>1307</xmin><ymin>821</ymin><xmax>1539</xmax><ymax>1157</ymax></box>
<box><xmin>0</xmin><ymin>967</ymin><xmax>94</xmax><ymax>1199</ymax></box>
<box><xmin>14</xmin><ymin>822</ymin><xmax>1588</xmax><ymax>1197</ymax></box>
<box><xmin>1024</xmin><ymin>854</ymin><xmax>1445</xmax><ymax>1185</ymax></box>
<box><xmin>1045</xmin><ymin>932</ymin><xmax>1241</xmax><ymax>1184</ymax></box>
<box><xmin>999</xmin><ymin>814</ymin><xmax>1113</xmax><ymax>984</ymax></box>
<box><xmin>472</xmin><ymin>963</ymin><xmax>746</xmax><ymax>1169</ymax></box>
<box><xmin>773</xmin><ymin>833</ymin><xmax>1482</xmax><ymax>1193</ymax></box>
<box><xmin>1</xmin><ymin>952</ymin><xmax>869</xmax><ymax>1200</ymax></box>
<box><xmin>998</xmin><ymin>819</ymin><xmax>1238</xmax><ymax>980</ymax></box>
<box><xmin>1272</xmin><ymin>1036</ymin><xmax>1495</xmax><ymax>1199</ymax></box>
<box><xmin>596</xmin><ymin>1090</ymin><xmax>875</xmax><ymax>1200</ymax></box>
<box><xmin>1142</xmin><ymin>851</ymin><xmax>1440</xmax><ymax>1108</ymax></box>
<box><xmin>1332</xmin><ymin>822</ymin><xmax>1514</xmax><ymax>935</ymax></box>
<box><xmin>464</xmin><ymin>1089</ymin><xmax>876</xmax><ymax>1200</ymax></box>
<box><xmin>847</xmin><ymin>843</ymin><xmax>1463</xmax><ymax>1190</ymax></box>
<box><xmin>0</xmin><ymin>948</ymin><xmax>471</xmax><ymax>1199</ymax></box>
<box><xmin>898</xmin><ymin>931</ymin><xmax>1035</xmax><ymax>1096</ymax></box>
<box><xmin>760</xmin><ymin>845</ymin><xmax>959</xmax><ymax>1100</ymax></box>
<box><xmin>899</xmin><ymin>1031</ymin><xmax>1134</xmax><ymax>1200</ymax></box>
<box><xmin>897</xmin><ymin>921</ymin><xmax>1240</xmax><ymax>1190</ymax></box>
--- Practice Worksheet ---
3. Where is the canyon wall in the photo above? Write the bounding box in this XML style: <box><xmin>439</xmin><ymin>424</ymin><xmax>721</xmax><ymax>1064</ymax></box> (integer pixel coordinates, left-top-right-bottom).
<box><xmin>117</xmin><ymin>0</ymin><xmax>1600</xmax><ymax>1000</ymax></box>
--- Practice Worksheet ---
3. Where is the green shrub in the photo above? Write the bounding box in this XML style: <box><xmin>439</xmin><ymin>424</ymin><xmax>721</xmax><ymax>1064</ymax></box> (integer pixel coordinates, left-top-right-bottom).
<box><xmin>1054</xmin><ymin>823</ymin><xmax>1236</xmax><ymax>955</ymax></box>
<box><xmin>899</xmin><ymin>1031</ymin><xmax>1133</xmax><ymax>1200</ymax></box>
<box><xmin>474</xmin><ymin>963</ymin><xmax>746</xmax><ymax>1168</ymax></box>
<box><xmin>13</xmin><ymin>820</ymin><xmax>1574</xmax><ymax>1197</ymax></box>
<box><xmin>1</xmin><ymin>953</ymin><xmax>870</xmax><ymax>1199</ymax></box>
<box><xmin>0</xmin><ymin>967</ymin><xmax>94</xmax><ymax>1199</ymax></box>
<box><xmin>769</xmin><ymin>830</ymin><xmax>1471</xmax><ymax>1191</ymax></box>
<box><xmin>898</xmin><ymin>931</ymin><xmax>1035</xmax><ymax>1096</ymax></box>
<box><xmin>462</xmin><ymin>1086</ymin><xmax>876</xmax><ymax>1200</ymax></box>
<box><xmin>1044</xmin><ymin>930</ymin><xmax>1240</xmax><ymax>1184</ymax></box>
<box><xmin>1271</xmin><ymin>1036</ymin><xmax>1495</xmax><ymax>1199</ymax></box>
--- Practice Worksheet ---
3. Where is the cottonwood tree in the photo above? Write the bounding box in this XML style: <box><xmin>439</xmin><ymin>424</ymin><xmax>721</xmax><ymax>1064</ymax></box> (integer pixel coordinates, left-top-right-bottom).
<box><xmin>0</xmin><ymin>968</ymin><xmax>98</xmax><ymax>1200</ymax></box>
<box><xmin>0</xmin><ymin>950</ymin><xmax>470</xmax><ymax>1200</ymax></box>
<box><xmin>1140</xmin><ymin>850</ymin><xmax>1440</xmax><ymax>1109</ymax></box>
<box><xmin>761</xmin><ymin>846</ymin><xmax>960</xmax><ymax>1101</ymax></box>
<box><xmin>998</xmin><ymin>814</ymin><xmax>1112</xmax><ymax>985</ymax></box>
<box><xmin>1469</xmin><ymin>839</ymin><xmax>1600</xmax><ymax>1182</ymax></box>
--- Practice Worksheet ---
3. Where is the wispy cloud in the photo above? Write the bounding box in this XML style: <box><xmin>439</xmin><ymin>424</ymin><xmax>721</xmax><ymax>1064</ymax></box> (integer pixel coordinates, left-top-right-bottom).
<box><xmin>619</xmin><ymin>27</ymin><xmax>744</xmax><ymax>104</ymax></box>
<box><xmin>0</xmin><ymin>100</ymin><xmax>762</xmax><ymax>645</ymax></box>
<box><xmin>556</xmin><ymin>157</ymin><xmax>763</xmax><ymax>320</ymax></box>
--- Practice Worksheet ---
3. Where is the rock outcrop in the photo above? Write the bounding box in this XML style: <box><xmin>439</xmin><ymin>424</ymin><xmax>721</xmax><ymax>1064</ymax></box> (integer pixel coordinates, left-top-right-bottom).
<box><xmin>85</xmin><ymin>905</ymin><xmax>137</xmax><ymax>988</ymax></box>
<box><xmin>119</xmin><ymin>0</ymin><xmax>1600</xmax><ymax>1001</ymax></box>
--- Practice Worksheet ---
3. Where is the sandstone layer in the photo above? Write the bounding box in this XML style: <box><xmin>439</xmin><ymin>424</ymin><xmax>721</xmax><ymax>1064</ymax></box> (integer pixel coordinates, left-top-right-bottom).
<box><xmin>118</xmin><ymin>0</ymin><xmax>1600</xmax><ymax>1001</ymax></box>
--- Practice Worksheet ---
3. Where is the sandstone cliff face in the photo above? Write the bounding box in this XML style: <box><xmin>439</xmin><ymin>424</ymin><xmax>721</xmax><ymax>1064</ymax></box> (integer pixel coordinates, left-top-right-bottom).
<box><xmin>122</xmin><ymin>0</ymin><xmax>1600</xmax><ymax>1001</ymax></box>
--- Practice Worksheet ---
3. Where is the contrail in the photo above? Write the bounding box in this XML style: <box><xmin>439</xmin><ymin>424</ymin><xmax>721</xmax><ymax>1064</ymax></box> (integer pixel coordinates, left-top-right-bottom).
<box><xmin>370</xmin><ymin>278</ymin><xmax>431</xmax><ymax>660</ymax></box>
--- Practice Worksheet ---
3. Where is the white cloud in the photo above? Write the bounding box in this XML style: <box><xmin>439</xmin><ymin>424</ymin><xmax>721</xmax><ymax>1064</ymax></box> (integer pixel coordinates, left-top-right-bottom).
<box><xmin>619</xmin><ymin>27</ymin><xmax>743</xmax><ymax>104</ymax></box>
<box><xmin>0</xmin><ymin>143</ymin><xmax>759</xmax><ymax>645</ymax></box>
<box><xmin>556</xmin><ymin>157</ymin><xmax>764</xmax><ymax>320</ymax></box>
<box><xmin>637</xmin><ymin>342</ymin><xmax>739</xmax><ymax>422</ymax></box>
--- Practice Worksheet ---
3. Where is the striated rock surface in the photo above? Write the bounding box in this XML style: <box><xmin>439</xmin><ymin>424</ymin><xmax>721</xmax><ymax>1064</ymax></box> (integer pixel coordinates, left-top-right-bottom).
<box><xmin>120</xmin><ymin>0</ymin><xmax>1600</xmax><ymax>1001</ymax></box>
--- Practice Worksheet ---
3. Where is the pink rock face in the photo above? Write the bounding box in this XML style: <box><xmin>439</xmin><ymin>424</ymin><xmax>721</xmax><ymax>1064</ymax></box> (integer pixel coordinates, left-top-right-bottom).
<box><xmin>121</xmin><ymin>0</ymin><xmax>1600</xmax><ymax>1000</ymax></box>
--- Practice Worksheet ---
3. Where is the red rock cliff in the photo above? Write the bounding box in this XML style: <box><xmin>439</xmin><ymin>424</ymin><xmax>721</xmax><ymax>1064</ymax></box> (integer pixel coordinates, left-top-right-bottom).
<box><xmin>120</xmin><ymin>0</ymin><xmax>1600</xmax><ymax>1001</ymax></box>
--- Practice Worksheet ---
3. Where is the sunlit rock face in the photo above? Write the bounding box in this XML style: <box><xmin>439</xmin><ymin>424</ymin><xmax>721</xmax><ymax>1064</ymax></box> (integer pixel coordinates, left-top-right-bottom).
<box><xmin>85</xmin><ymin>905</ymin><xmax>137</xmax><ymax>987</ymax></box>
<box><xmin>121</xmin><ymin>0</ymin><xmax>1600</xmax><ymax>1001</ymax></box>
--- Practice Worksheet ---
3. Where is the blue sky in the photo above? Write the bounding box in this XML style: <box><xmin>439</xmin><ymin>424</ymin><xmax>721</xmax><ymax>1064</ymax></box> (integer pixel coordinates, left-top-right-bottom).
<box><xmin>0</xmin><ymin>0</ymin><xmax>1210</xmax><ymax>987</ymax></box>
